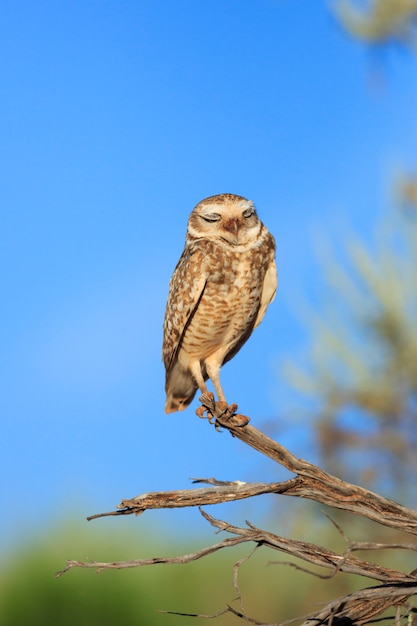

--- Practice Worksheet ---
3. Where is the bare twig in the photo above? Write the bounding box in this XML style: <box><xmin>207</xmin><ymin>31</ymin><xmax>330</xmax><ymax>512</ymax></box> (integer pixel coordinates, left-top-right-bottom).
<box><xmin>55</xmin><ymin>532</ymin><xmax>244</xmax><ymax>578</ymax></box>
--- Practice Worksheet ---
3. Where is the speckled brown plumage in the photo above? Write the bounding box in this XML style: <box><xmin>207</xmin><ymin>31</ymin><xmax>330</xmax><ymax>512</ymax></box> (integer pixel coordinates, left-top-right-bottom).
<box><xmin>163</xmin><ymin>193</ymin><xmax>277</xmax><ymax>413</ymax></box>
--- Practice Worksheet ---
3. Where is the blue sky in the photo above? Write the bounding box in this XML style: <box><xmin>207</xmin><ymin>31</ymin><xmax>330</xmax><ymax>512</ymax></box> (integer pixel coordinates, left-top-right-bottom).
<box><xmin>1</xmin><ymin>0</ymin><xmax>417</xmax><ymax>549</ymax></box>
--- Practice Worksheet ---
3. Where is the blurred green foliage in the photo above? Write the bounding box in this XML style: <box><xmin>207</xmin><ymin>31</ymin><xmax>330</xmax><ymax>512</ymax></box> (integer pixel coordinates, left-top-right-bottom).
<box><xmin>283</xmin><ymin>208</ymin><xmax>417</xmax><ymax>504</ymax></box>
<box><xmin>334</xmin><ymin>0</ymin><xmax>417</xmax><ymax>44</ymax></box>
<box><xmin>0</xmin><ymin>521</ymin><xmax>234</xmax><ymax>626</ymax></box>
<box><xmin>0</xmin><ymin>515</ymin><xmax>398</xmax><ymax>625</ymax></box>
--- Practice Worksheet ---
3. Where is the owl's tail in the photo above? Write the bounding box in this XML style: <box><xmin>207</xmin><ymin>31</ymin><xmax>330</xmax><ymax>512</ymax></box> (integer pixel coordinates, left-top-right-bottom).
<box><xmin>165</xmin><ymin>364</ymin><xmax>198</xmax><ymax>413</ymax></box>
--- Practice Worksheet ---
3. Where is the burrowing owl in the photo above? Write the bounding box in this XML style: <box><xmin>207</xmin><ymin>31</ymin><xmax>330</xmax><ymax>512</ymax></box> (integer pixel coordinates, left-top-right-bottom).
<box><xmin>163</xmin><ymin>193</ymin><xmax>277</xmax><ymax>414</ymax></box>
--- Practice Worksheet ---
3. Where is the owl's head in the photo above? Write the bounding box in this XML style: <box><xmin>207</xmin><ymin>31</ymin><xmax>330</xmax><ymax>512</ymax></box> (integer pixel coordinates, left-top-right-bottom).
<box><xmin>187</xmin><ymin>193</ymin><xmax>262</xmax><ymax>246</ymax></box>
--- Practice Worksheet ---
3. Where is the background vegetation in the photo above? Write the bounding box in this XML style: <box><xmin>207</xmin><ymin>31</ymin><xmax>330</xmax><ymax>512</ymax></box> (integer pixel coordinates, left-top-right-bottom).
<box><xmin>3</xmin><ymin>515</ymin><xmax>416</xmax><ymax>625</ymax></box>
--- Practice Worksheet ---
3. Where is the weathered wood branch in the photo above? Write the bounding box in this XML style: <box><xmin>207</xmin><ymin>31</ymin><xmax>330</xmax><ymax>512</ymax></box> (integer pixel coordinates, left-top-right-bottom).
<box><xmin>162</xmin><ymin>584</ymin><xmax>417</xmax><ymax>626</ymax></box>
<box><xmin>56</xmin><ymin>508</ymin><xmax>417</xmax><ymax>583</ymax></box>
<box><xmin>57</xmin><ymin>395</ymin><xmax>417</xmax><ymax>624</ymax></box>
<box><xmin>86</xmin><ymin>479</ymin><xmax>295</xmax><ymax>521</ymax></box>
<box><xmin>197</xmin><ymin>394</ymin><xmax>417</xmax><ymax>534</ymax></box>
<box><xmin>201</xmin><ymin>510</ymin><xmax>417</xmax><ymax>584</ymax></box>
<box><xmin>88</xmin><ymin>394</ymin><xmax>417</xmax><ymax>536</ymax></box>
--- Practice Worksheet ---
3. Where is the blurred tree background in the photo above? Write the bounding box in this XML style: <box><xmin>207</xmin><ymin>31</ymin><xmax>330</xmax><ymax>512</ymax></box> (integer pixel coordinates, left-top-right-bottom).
<box><xmin>2</xmin><ymin>517</ymin><xmax>414</xmax><ymax>625</ymax></box>
<box><xmin>283</xmin><ymin>201</ymin><xmax>417</xmax><ymax>504</ymax></box>
<box><xmin>284</xmin><ymin>0</ymin><xmax>417</xmax><ymax>509</ymax></box>
<box><xmin>335</xmin><ymin>0</ymin><xmax>417</xmax><ymax>44</ymax></box>
<box><xmin>2</xmin><ymin>1</ymin><xmax>417</xmax><ymax>624</ymax></box>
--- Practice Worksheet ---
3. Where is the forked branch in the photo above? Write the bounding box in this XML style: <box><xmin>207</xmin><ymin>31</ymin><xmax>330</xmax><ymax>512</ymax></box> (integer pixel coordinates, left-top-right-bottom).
<box><xmin>88</xmin><ymin>394</ymin><xmax>417</xmax><ymax>534</ymax></box>
<box><xmin>57</xmin><ymin>395</ymin><xmax>417</xmax><ymax>624</ymax></box>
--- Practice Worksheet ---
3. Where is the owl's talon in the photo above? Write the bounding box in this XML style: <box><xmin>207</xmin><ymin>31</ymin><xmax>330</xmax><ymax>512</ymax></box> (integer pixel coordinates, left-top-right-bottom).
<box><xmin>199</xmin><ymin>392</ymin><xmax>215</xmax><ymax>409</ymax></box>
<box><xmin>213</xmin><ymin>401</ymin><xmax>238</xmax><ymax>420</ymax></box>
<box><xmin>196</xmin><ymin>394</ymin><xmax>217</xmax><ymax>424</ymax></box>
<box><xmin>215</xmin><ymin>402</ymin><xmax>251</xmax><ymax>428</ymax></box>
<box><xmin>196</xmin><ymin>406</ymin><xmax>207</xmax><ymax>419</ymax></box>
<box><xmin>226</xmin><ymin>403</ymin><xmax>238</xmax><ymax>416</ymax></box>
<box><xmin>215</xmin><ymin>401</ymin><xmax>228</xmax><ymax>415</ymax></box>
<box><xmin>230</xmin><ymin>413</ymin><xmax>250</xmax><ymax>427</ymax></box>
<box><xmin>196</xmin><ymin>394</ymin><xmax>250</xmax><ymax>428</ymax></box>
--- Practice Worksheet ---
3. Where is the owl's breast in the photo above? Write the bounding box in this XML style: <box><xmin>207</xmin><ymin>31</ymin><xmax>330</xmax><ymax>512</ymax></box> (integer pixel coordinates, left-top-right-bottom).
<box><xmin>179</xmin><ymin>248</ymin><xmax>265</xmax><ymax>360</ymax></box>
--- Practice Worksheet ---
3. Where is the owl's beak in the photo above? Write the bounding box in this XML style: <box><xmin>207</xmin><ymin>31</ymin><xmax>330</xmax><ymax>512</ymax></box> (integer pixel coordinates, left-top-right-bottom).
<box><xmin>222</xmin><ymin>217</ymin><xmax>239</xmax><ymax>235</ymax></box>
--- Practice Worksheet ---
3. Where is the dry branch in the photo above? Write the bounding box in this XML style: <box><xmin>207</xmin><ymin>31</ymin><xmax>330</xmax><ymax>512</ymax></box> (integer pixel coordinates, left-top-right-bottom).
<box><xmin>162</xmin><ymin>584</ymin><xmax>417</xmax><ymax>626</ymax></box>
<box><xmin>198</xmin><ymin>395</ymin><xmax>417</xmax><ymax>534</ymax></box>
<box><xmin>57</xmin><ymin>395</ymin><xmax>417</xmax><ymax>624</ymax></box>
<box><xmin>86</xmin><ymin>479</ymin><xmax>293</xmax><ymax>521</ymax></box>
<box><xmin>56</xmin><ymin>508</ymin><xmax>417</xmax><ymax>584</ymax></box>
<box><xmin>89</xmin><ymin>394</ymin><xmax>417</xmax><ymax>535</ymax></box>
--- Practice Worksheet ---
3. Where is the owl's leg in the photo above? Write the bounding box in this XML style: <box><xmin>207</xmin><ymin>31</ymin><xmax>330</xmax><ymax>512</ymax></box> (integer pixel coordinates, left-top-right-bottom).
<box><xmin>205</xmin><ymin>359</ymin><xmax>226</xmax><ymax>403</ymax></box>
<box><xmin>189</xmin><ymin>361</ymin><xmax>210</xmax><ymax>396</ymax></box>
<box><xmin>200</xmin><ymin>356</ymin><xmax>249</xmax><ymax>427</ymax></box>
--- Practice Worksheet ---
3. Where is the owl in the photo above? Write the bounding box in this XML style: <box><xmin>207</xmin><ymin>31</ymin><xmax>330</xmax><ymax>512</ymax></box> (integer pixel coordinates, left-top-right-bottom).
<box><xmin>163</xmin><ymin>193</ymin><xmax>277</xmax><ymax>414</ymax></box>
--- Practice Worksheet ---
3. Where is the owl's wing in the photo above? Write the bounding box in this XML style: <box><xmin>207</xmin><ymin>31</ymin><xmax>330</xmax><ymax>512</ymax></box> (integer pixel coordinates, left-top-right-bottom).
<box><xmin>253</xmin><ymin>256</ymin><xmax>278</xmax><ymax>329</ymax></box>
<box><xmin>163</xmin><ymin>245</ymin><xmax>208</xmax><ymax>372</ymax></box>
